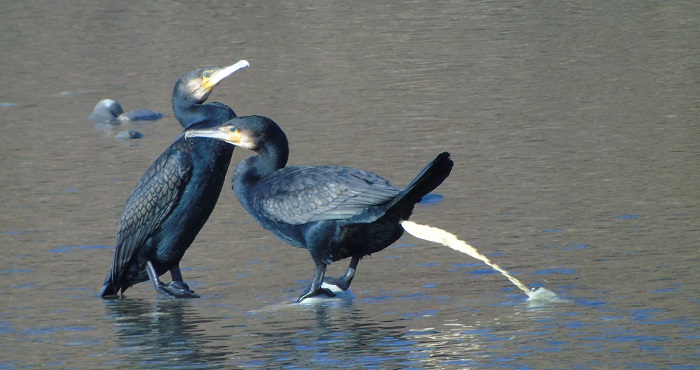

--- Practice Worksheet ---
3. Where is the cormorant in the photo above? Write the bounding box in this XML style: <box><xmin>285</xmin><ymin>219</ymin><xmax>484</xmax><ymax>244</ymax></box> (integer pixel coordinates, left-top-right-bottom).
<box><xmin>98</xmin><ymin>60</ymin><xmax>249</xmax><ymax>298</ymax></box>
<box><xmin>186</xmin><ymin>115</ymin><xmax>453</xmax><ymax>302</ymax></box>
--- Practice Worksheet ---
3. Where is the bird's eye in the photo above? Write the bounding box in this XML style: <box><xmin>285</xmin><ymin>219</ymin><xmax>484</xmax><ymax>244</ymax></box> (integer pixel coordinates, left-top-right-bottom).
<box><xmin>203</xmin><ymin>72</ymin><xmax>211</xmax><ymax>78</ymax></box>
<box><xmin>230</xmin><ymin>127</ymin><xmax>237</xmax><ymax>132</ymax></box>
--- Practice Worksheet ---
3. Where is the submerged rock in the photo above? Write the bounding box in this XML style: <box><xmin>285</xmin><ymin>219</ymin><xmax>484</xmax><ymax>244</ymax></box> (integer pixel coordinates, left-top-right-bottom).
<box><xmin>88</xmin><ymin>99</ymin><xmax>124</xmax><ymax>122</ymax></box>
<box><xmin>117</xmin><ymin>109</ymin><xmax>163</xmax><ymax>122</ymax></box>
<box><xmin>88</xmin><ymin>99</ymin><xmax>162</xmax><ymax>123</ymax></box>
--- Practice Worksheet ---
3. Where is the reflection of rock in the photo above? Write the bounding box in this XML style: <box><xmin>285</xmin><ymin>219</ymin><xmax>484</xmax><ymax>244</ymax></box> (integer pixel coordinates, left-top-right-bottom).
<box><xmin>88</xmin><ymin>99</ymin><xmax>162</xmax><ymax>123</ymax></box>
<box><xmin>115</xmin><ymin>130</ymin><xmax>143</xmax><ymax>140</ymax></box>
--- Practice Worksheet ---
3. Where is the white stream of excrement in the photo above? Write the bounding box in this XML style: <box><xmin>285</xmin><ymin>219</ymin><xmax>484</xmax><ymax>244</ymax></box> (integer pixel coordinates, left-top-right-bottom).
<box><xmin>401</xmin><ymin>221</ymin><xmax>564</xmax><ymax>304</ymax></box>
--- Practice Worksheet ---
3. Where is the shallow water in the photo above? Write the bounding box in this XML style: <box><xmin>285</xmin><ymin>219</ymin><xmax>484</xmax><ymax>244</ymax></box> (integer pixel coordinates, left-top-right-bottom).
<box><xmin>1</xmin><ymin>0</ymin><xmax>699</xmax><ymax>368</ymax></box>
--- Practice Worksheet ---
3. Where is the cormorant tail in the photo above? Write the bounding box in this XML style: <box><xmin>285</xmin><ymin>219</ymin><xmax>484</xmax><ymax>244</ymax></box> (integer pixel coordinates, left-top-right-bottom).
<box><xmin>385</xmin><ymin>152</ymin><xmax>453</xmax><ymax>213</ymax></box>
<box><xmin>97</xmin><ymin>272</ymin><xmax>119</xmax><ymax>298</ymax></box>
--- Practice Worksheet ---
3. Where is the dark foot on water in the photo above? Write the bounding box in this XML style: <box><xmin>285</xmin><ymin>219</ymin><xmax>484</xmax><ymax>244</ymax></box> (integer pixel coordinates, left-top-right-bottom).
<box><xmin>147</xmin><ymin>261</ymin><xmax>199</xmax><ymax>299</ymax></box>
<box><xmin>156</xmin><ymin>281</ymin><xmax>200</xmax><ymax>299</ymax></box>
<box><xmin>298</xmin><ymin>286</ymin><xmax>336</xmax><ymax>302</ymax></box>
<box><xmin>298</xmin><ymin>264</ymin><xmax>337</xmax><ymax>302</ymax></box>
<box><xmin>322</xmin><ymin>276</ymin><xmax>351</xmax><ymax>291</ymax></box>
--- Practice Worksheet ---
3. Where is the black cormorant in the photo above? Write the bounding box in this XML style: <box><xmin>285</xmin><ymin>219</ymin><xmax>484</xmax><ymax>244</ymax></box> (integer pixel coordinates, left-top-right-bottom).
<box><xmin>186</xmin><ymin>115</ymin><xmax>453</xmax><ymax>302</ymax></box>
<box><xmin>98</xmin><ymin>60</ymin><xmax>249</xmax><ymax>298</ymax></box>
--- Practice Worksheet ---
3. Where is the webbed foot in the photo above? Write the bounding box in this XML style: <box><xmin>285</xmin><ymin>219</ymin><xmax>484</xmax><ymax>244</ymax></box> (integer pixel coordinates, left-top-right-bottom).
<box><xmin>298</xmin><ymin>263</ymin><xmax>336</xmax><ymax>302</ymax></box>
<box><xmin>322</xmin><ymin>276</ymin><xmax>351</xmax><ymax>291</ymax></box>
<box><xmin>298</xmin><ymin>286</ymin><xmax>336</xmax><ymax>302</ymax></box>
<box><xmin>156</xmin><ymin>281</ymin><xmax>200</xmax><ymax>299</ymax></box>
<box><xmin>147</xmin><ymin>261</ymin><xmax>199</xmax><ymax>299</ymax></box>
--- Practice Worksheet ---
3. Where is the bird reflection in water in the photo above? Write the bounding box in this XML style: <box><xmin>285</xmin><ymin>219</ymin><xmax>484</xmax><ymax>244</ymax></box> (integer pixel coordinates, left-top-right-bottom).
<box><xmin>103</xmin><ymin>299</ymin><xmax>229</xmax><ymax>367</ymax></box>
<box><xmin>227</xmin><ymin>302</ymin><xmax>430</xmax><ymax>367</ymax></box>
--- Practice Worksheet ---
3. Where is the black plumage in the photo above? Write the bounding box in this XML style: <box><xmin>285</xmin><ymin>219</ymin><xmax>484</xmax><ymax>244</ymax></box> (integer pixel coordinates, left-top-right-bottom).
<box><xmin>98</xmin><ymin>60</ymin><xmax>249</xmax><ymax>298</ymax></box>
<box><xmin>186</xmin><ymin>115</ymin><xmax>453</xmax><ymax>301</ymax></box>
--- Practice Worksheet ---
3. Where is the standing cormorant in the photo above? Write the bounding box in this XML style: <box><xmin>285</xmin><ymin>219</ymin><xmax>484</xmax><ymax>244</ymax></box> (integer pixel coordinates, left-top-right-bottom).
<box><xmin>98</xmin><ymin>60</ymin><xmax>249</xmax><ymax>298</ymax></box>
<box><xmin>186</xmin><ymin>115</ymin><xmax>453</xmax><ymax>302</ymax></box>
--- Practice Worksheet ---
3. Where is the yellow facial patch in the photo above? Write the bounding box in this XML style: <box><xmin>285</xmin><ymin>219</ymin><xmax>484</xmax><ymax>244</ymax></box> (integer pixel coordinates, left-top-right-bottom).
<box><xmin>223</xmin><ymin>126</ymin><xmax>243</xmax><ymax>145</ymax></box>
<box><xmin>199</xmin><ymin>69</ymin><xmax>220</xmax><ymax>92</ymax></box>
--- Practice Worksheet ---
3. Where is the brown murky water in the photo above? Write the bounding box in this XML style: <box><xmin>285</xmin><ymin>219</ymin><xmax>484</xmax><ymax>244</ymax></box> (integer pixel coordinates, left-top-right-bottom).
<box><xmin>1</xmin><ymin>1</ymin><xmax>699</xmax><ymax>368</ymax></box>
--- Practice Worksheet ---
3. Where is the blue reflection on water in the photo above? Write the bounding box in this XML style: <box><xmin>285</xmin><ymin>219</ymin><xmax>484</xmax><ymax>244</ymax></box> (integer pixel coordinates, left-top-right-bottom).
<box><xmin>564</xmin><ymin>243</ymin><xmax>590</xmax><ymax>251</ymax></box>
<box><xmin>2</xmin><ymin>230</ymin><xmax>40</xmax><ymax>235</ymax></box>
<box><xmin>0</xmin><ymin>269</ymin><xmax>33</xmax><ymax>275</ymax></box>
<box><xmin>418</xmin><ymin>193</ymin><xmax>444</xmax><ymax>205</ymax></box>
<box><xmin>532</xmin><ymin>268</ymin><xmax>576</xmax><ymax>275</ymax></box>
<box><xmin>49</xmin><ymin>245</ymin><xmax>111</xmax><ymax>253</ymax></box>
<box><xmin>470</xmin><ymin>268</ymin><xmax>498</xmax><ymax>275</ymax></box>
<box><xmin>617</xmin><ymin>214</ymin><xmax>642</xmax><ymax>219</ymax></box>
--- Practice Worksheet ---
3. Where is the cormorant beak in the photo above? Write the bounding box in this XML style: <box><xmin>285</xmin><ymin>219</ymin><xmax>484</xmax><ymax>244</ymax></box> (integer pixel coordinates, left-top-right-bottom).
<box><xmin>201</xmin><ymin>60</ymin><xmax>250</xmax><ymax>92</ymax></box>
<box><xmin>185</xmin><ymin>126</ymin><xmax>243</xmax><ymax>146</ymax></box>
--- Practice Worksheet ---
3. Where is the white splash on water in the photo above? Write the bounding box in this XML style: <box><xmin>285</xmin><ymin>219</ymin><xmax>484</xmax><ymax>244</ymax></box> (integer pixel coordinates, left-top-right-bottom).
<box><xmin>401</xmin><ymin>220</ymin><xmax>563</xmax><ymax>304</ymax></box>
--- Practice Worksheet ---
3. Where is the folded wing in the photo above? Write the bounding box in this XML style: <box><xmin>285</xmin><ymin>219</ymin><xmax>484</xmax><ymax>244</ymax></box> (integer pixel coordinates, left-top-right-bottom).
<box><xmin>253</xmin><ymin>165</ymin><xmax>400</xmax><ymax>225</ymax></box>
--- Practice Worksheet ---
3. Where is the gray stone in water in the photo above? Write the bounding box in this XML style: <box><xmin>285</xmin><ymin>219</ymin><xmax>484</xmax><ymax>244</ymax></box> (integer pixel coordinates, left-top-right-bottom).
<box><xmin>117</xmin><ymin>109</ymin><xmax>164</xmax><ymax>122</ymax></box>
<box><xmin>88</xmin><ymin>99</ymin><xmax>163</xmax><ymax>123</ymax></box>
<box><xmin>88</xmin><ymin>99</ymin><xmax>124</xmax><ymax>122</ymax></box>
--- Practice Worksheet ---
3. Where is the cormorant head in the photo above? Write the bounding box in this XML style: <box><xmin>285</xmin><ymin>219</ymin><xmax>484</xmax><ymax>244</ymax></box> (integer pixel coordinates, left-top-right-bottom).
<box><xmin>174</xmin><ymin>60</ymin><xmax>249</xmax><ymax>104</ymax></box>
<box><xmin>185</xmin><ymin>115</ymin><xmax>287</xmax><ymax>153</ymax></box>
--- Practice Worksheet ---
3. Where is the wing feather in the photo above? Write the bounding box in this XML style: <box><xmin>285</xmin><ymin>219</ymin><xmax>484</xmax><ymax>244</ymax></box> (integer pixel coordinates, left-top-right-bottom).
<box><xmin>252</xmin><ymin>165</ymin><xmax>399</xmax><ymax>225</ymax></box>
<box><xmin>110</xmin><ymin>143</ymin><xmax>193</xmax><ymax>282</ymax></box>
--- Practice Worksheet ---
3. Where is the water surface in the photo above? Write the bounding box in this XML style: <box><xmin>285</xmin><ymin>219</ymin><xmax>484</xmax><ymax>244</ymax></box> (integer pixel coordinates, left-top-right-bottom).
<box><xmin>1</xmin><ymin>0</ymin><xmax>699</xmax><ymax>368</ymax></box>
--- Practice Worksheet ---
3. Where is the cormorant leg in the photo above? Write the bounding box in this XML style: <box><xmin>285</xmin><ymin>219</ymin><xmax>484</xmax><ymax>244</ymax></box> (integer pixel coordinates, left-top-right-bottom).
<box><xmin>298</xmin><ymin>264</ymin><xmax>336</xmax><ymax>302</ymax></box>
<box><xmin>323</xmin><ymin>256</ymin><xmax>360</xmax><ymax>291</ymax></box>
<box><xmin>170</xmin><ymin>265</ymin><xmax>185</xmax><ymax>282</ymax></box>
<box><xmin>166</xmin><ymin>265</ymin><xmax>199</xmax><ymax>297</ymax></box>
<box><xmin>146</xmin><ymin>261</ymin><xmax>199</xmax><ymax>299</ymax></box>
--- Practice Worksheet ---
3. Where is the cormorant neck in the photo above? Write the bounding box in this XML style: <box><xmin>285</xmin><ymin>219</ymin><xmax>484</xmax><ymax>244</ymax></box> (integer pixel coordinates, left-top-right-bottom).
<box><xmin>233</xmin><ymin>125</ymin><xmax>288</xmax><ymax>215</ymax></box>
<box><xmin>234</xmin><ymin>127</ymin><xmax>289</xmax><ymax>186</ymax></box>
<box><xmin>255</xmin><ymin>139</ymin><xmax>289</xmax><ymax>177</ymax></box>
<box><xmin>173</xmin><ymin>98</ymin><xmax>235</xmax><ymax>129</ymax></box>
